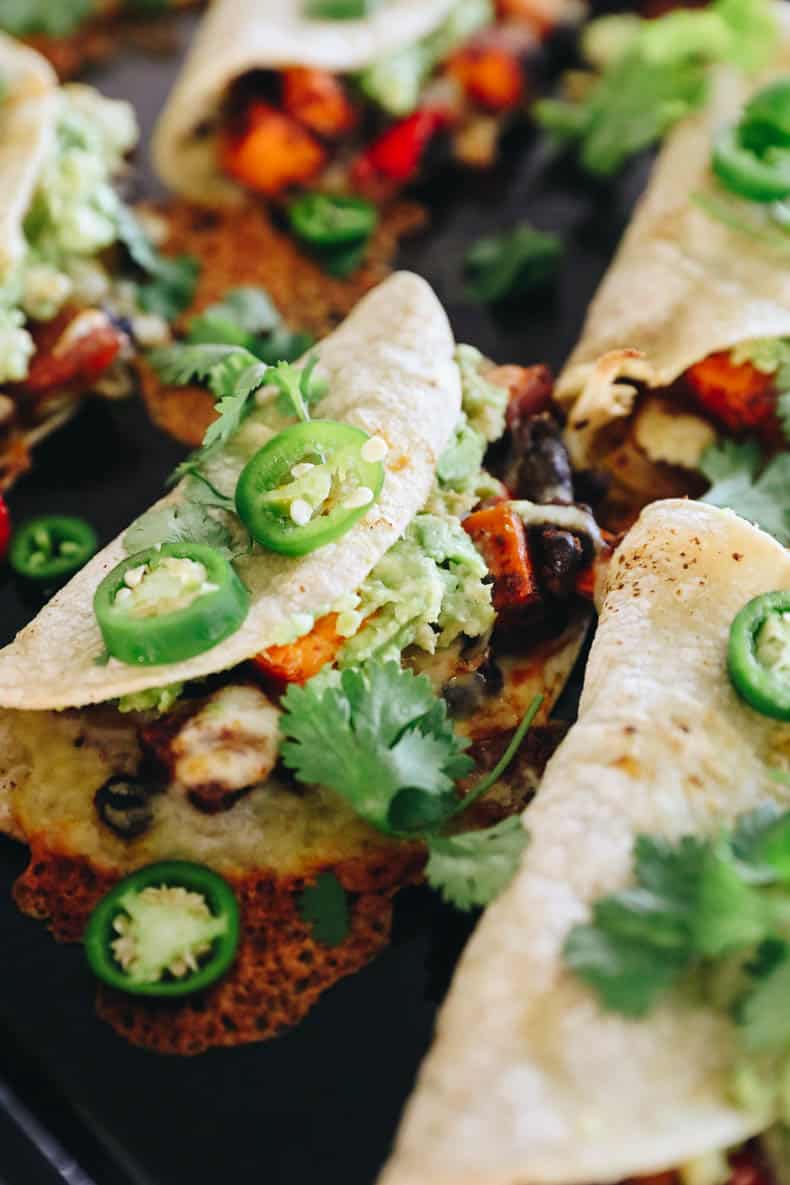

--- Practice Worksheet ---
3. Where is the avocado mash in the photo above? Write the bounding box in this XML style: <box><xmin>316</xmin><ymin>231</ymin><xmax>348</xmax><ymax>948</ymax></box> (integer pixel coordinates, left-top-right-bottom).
<box><xmin>0</xmin><ymin>84</ymin><xmax>138</xmax><ymax>384</ymax></box>
<box><xmin>357</xmin><ymin>0</ymin><xmax>493</xmax><ymax>116</ymax></box>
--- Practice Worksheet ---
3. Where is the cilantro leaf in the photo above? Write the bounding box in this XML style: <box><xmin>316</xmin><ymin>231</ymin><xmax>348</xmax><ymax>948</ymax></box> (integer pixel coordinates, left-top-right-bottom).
<box><xmin>298</xmin><ymin>871</ymin><xmax>350</xmax><ymax>947</ymax></box>
<box><xmin>270</xmin><ymin>356</ymin><xmax>328</xmax><ymax>421</ymax></box>
<box><xmin>535</xmin><ymin>50</ymin><xmax>707</xmax><ymax>177</ymax></box>
<box><xmin>279</xmin><ymin>662</ymin><xmax>473</xmax><ymax>835</ymax></box>
<box><xmin>692</xmin><ymin>841</ymin><xmax>770</xmax><ymax>956</ymax></box>
<box><xmin>700</xmin><ymin>439</ymin><xmax>790</xmax><ymax>544</ymax></box>
<box><xmin>0</xmin><ymin>0</ymin><xmax>92</xmax><ymax>37</ymax></box>
<box><xmin>535</xmin><ymin>0</ymin><xmax>776</xmax><ymax>176</ymax></box>
<box><xmin>139</xmin><ymin>255</ymin><xmax>201</xmax><ymax>321</ymax></box>
<box><xmin>123</xmin><ymin>499</ymin><xmax>233</xmax><ymax>556</ymax></box>
<box><xmin>187</xmin><ymin>287</ymin><xmax>280</xmax><ymax>348</ymax></box>
<box><xmin>115</xmin><ymin>206</ymin><xmax>200</xmax><ymax>321</ymax></box>
<box><xmin>202</xmin><ymin>361</ymin><xmax>269</xmax><ymax>451</ymax></box>
<box><xmin>733</xmin><ymin>804</ymin><xmax>790</xmax><ymax>882</ymax></box>
<box><xmin>779</xmin><ymin>392</ymin><xmax>790</xmax><ymax>444</ymax></box>
<box><xmin>115</xmin><ymin>203</ymin><xmax>162</xmax><ymax>275</ymax></box>
<box><xmin>150</xmin><ymin>344</ymin><xmax>269</xmax><ymax>478</ymax></box>
<box><xmin>738</xmin><ymin>948</ymin><xmax>790</xmax><ymax>1051</ymax></box>
<box><xmin>465</xmin><ymin>224</ymin><xmax>564</xmax><ymax>303</ymax></box>
<box><xmin>149</xmin><ymin>343</ymin><xmax>257</xmax><ymax>394</ymax></box>
<box><xmin>565</xmin><ymin>805</ymin><xmax>790</xmax><ymax>1062</ymax></box>
<box><xmin>426</xmin><ymin>817</ymin><xmax>529</xmax><ymax>910</ymax></box>
<box><xmin>564</xmin><ymin>915</ymin><xmax>691</xmax><ymax>1017</ymax></box>
<box><xmin>254</xmin><ymin>326</ymin><xmax>315</xmax><ymax>367</ymax></box>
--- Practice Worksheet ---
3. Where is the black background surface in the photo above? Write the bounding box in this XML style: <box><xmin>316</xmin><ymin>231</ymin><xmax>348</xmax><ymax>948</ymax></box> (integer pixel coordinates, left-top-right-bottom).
<box><xmin>0</xmin><ymin>15</ymin><xmax>649</xmax><ymax>1185</ymax></box>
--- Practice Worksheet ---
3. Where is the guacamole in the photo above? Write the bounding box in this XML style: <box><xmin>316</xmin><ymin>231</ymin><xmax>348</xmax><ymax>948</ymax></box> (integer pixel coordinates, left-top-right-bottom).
<box><xmin>0</xmin><ymin>84</ymin><xmax>138</xmax><ymax>384</ymax></box>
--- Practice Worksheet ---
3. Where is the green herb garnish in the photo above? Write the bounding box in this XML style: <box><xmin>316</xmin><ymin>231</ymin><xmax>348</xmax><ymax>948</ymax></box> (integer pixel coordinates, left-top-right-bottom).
<box><xmin>185</xmin><ymin>285</ymin><xmax>314</xmax><ymax>367</ymax></box>
<box><xmin>298</xmin><ymin>871</ymin><xmax>351</xmax><ymax>947</ymax></box>
<box><xmin>565</xmin><ymin>803</ymin><xmax>790</xmax><ymax>1108</ymax></box>
<box><xmin>150</xmin><ymin>343</ymin><xmax>327</xmax><ymax>483</ymax></box>
<box><xmin>304</xmin><ymin>0</ymin><xmax>379</xmax><ymax>17</ymax></box>
<box><xmin>186</xmin><ymin>287</ymin><xmax>280</xmax><ymax>348</ymax></box>
<box><xmin>0</xmin><ymin>0</ymin><xmax>92</xmax><ymax>35</ymax></box>
<box><xmin>534</xmin><ymin>0</ymin><xmax>776</xmax><ymax>177</ymax></box>
<box><xmin>115</xmin><ymin>206</ymin><xmax>199</xmax><ymax>321</ymax></box>
<box><xmin>280</xmin><ymin>661</ymin><xmax>538</xmax><ymax>909</ymax></box>
<box><xmin>465</xmin><ymin>224</ymin><xmax>564</xmax><ymax>303</ymax></box>
<box><xmin>700</xmin><ymin>438</ymin><xmax>790</xmax><ymax>545</ymax></box>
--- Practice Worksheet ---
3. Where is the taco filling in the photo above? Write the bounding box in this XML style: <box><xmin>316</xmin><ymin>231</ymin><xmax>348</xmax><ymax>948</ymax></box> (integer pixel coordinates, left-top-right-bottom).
<box><xmin>0</xmin><ymin>34</ymin><xmax>198</xmax><ymax>486</ymax></box>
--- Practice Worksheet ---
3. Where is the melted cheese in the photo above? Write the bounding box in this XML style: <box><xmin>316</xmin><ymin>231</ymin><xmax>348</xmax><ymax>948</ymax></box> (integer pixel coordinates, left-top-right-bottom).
<box><xmin>172</xmin><ymin>685</ymin><xmax>280</xmax><ymax>795</ymax></box>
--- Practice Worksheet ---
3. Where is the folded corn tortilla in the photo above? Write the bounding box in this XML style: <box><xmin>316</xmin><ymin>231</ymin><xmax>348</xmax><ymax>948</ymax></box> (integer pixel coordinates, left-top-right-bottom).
<box><xmin>556</xmin><ymin>10</ymin><xmax>790</xmax><ymax>468</ymax></box>
<box><xmin>379</xmin><ymin>499</ymin><xmax>790</xmax><ymax>1185</ymax></box>
<box><xmin>0</xmin><ymin>271</ymin><xmax>461</xmax><ymax>708</ymax></box>
<box><xmin>0</xmin><ymin>34</ymin><xmax>58</xmax><ymax>284</ymax></box>
<box><xmin>152</xmin><ymin>0</ymin><xmax>581</xmax><ymax>206</ymax></box>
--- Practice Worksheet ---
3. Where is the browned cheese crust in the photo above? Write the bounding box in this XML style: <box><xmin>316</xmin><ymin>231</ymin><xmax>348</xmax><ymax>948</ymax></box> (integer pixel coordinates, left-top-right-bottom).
<box><xmin>136</xmin><ymin>198</ymin><xmax>427</xmax><ymax>447</ymax></box>
<box><xmin>18</xmin><ymin>836</ymin><xmax>422</xmax><ymax>1055</ymax></box>
<box><xmin>22</xmin><ymin>4</ymin><xmax>199</xmax><ymax>80</ymax></box>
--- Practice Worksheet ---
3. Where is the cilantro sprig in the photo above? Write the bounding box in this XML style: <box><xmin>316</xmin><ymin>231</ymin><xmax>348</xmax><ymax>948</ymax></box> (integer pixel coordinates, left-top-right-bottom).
<box><xmin>185</xmin><ymin>286</ymin><xmax>314</xmax><ymax>364</ymax></box>
<box><xmin>280</xmin><ymin>661</ymin><xmax>538</xmax><ymax>909</ymax></box>
<box><xmin>298</xmin><ymin>871</ymin><xmax>350</xmax><ymax>947</ymax></box>
<box><xmin>465</xmin><ymin>224</ymin><xmax>564</xmax><ymax>304</ymax></box>
<box><xmin>149</xmin><ymin>343</ymin><xmax>327</xmax><ymax>483</ymax></box>
<box><xmin>115</xmin><ymin>205</ymin><xmax>199</xmax><ymax>322</ymax></box>
<box><xmin>534</xmin><ymin>0</ymin><xmax>776</xmax><ymax>177</ymax></box>
<box><xmin>0</xmin><ymin>0</ymin><xmax>92</xmax><ymax>36</ymax></box>
<box><xmin>565</xmin><ymin>804</ymin><xmax>790</xmax><ymax>1073</ymax></box>
<box><xmin>700</xmin><ymin>439</ymin><xmax>790</xmax><ymax>545</ymax></box>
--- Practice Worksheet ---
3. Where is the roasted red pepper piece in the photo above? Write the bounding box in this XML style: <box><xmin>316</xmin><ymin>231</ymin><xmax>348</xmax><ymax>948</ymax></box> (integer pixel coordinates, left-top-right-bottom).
<box><xmin>352</xmin><ymin>109</ymin><xmax>448</xmax><ymax>190</ymax></box>
<box><xmin>22</xmin><ymin>318</ymin><xmax>125</xmax><ymax>394</ymax></box>
<box><xmin>0</xmin><ymin>496</ymin><xmax>11</xmax><ymax>561</ymax></box>
<box><xmin>496</xmin><ymin>0</ymin><xmax>561</xmax><ymax>38</ymax></box>
<box><xmin>447</xmin><ymin>46</ymin><xmax>524</xmax><ymax>111</ymax></box>
<box><xmin>728</xmin><ymin>1143</ymin><xmax>777</xmax><ymax>1185</ymax></box>
<box><xmin>463</xmin><ymin>502</ymin><xmax>540</xmax><ymax>611</ymax></box>
<box><xmin>487</xmin><ymin>363</ymin><xmax>554</xmax><ymax>431</ymax></box>
<box><xmin>221</xmin><ymin>101</ymin><xmax>326</xmax><ymax>196</ymax></box>
<box><xmin>684</xmin><ymin>351</ymin><xmax>776</xmax><ymax>432</ymax></box>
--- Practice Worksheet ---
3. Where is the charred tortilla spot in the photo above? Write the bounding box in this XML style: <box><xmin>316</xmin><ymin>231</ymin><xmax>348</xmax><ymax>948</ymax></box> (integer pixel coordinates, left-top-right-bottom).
<box><xmin>612</xmin><ymin>754</ymin><xmax>641</xmax><ymax>778</ymax></box>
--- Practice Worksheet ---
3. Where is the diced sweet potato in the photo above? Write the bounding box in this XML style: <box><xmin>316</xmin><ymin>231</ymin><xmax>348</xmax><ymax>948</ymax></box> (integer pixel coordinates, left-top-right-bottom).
<box><xmin>253</xmin><ymin>612</ymin><xmax>346</xmax><ymax>684</ymax></box>
<box><xmin>282</xmin><ymin>68</ymin><xmax>356</xmax><ymax>138</ymax></box>
<box><xmin>447</xmin><ymin>46</ymin><xmax>524</xmax><ymax>111</ymax></box>
<box><xmin>221</xmin><ymin>101</ymin><xmax>326</xmax><ymax>196</ymax></box>
<box><xmin>684</xmin><ymin>352</ymin><xmax>776</xmax><ymax>433</ymax></box>
<box><xmin>463</xmin><ymin>503</ymin><xmax>540</xmax><ymax>611</ymax></box>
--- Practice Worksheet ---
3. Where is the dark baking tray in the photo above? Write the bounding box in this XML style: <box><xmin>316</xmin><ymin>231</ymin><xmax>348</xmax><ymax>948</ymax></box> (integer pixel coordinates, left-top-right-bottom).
<box><xmin>0</xmin><ymin>15</ymin><xmax>650</xmax><ymax>1185</ymax></box>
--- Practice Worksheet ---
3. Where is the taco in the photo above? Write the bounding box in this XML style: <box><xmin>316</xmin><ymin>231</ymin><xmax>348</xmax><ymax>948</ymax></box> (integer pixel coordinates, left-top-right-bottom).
<box><xmin>556</xmin><ymin>31</ymin><xmax>790</xmax><ymax>538</ymax></box>
<box><xmin>1</xmin><ymin>1</ymin><xmax>198</xmax><ymax>79</ymax></box>
<box><xmin>0</xmin><ymin>272</ymin><xmax>602</xmax><ymax>1053</ymax></box>
<box><xmin>0</xmin><ymin>34</ymin><xmax>195</xmax><ymax>487</ymax></box>
<box><xmin>379</xmin><ymin>498</ymin><xmax>790</xmax><ymax>1185</ymax></box>
<box><xmin>152</xmin><ymin>0</ymin><xmax>583</xmax><ymax>214</ymax></box>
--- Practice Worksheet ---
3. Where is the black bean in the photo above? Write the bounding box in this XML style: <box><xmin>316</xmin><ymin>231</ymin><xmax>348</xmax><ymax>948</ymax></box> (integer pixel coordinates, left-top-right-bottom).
<box><xmin>573</xmin><ymin>467</ymin><xmax>611</xmax><ymax>507</ymax></box>
<box><xmin>94</xmin><ymin>776</ymin><xmax>154</xmax><ymax>840</ymax></box>
<box><xmin>534</xmin><ymin>527</ymin><xmax>584</xmax><ymax>600</ymax></box>
<box><xmin>506</xmin><ymin>413</ymin><xmax>574</xmax><ymax>503</ymax></box>
<box><xmin>443</xmin><ymin>671</ymin><xmax>489</xmax><ymax>718</ymax></box>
